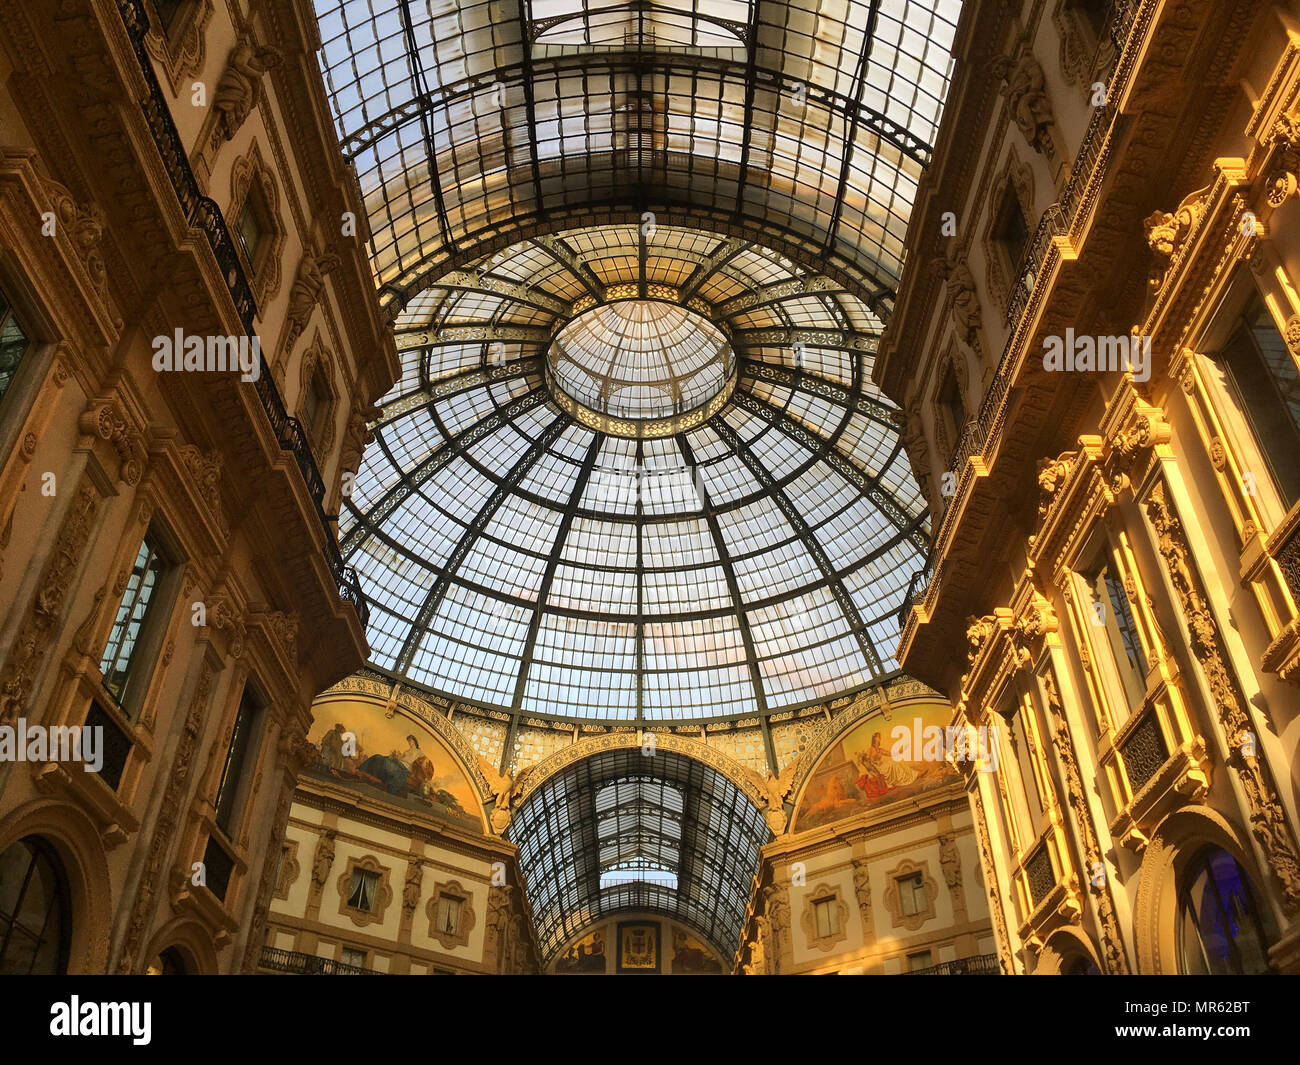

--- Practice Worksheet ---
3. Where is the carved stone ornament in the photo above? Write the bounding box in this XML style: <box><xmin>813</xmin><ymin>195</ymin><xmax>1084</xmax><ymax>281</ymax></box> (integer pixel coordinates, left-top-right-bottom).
<box><xmin>309</xmin><ymin>830</ymin><xmax>336</xmax><ymax>900</ymax></box>
<box><xmin>851</xmin><ymin>859</ymin><xmax>873</xmax><ymax>928</ymax></box>
<box><xmin>40</xmin><ymin>176</ymin><xmax>116</xmax><ymax>318</ymax></box>
<box><xmin>1143</xmin><ymin>186</ymin><xmax>1209</xmax><ymax>294</ymax></box>
<box><xmin>205</xmin><ymin>594</ymin><xmax>247</xmax><ymax>659</ymax></box>
<box><xmin>115</xmin><ymin>657</ymin><xmax>218</xmax><ymax>972</ymax></box>
<box><xmin>285</xmin><ymin>250</ymin><xmax>341</xmax><ymax>353</ymax></box>
<box><xmin>79</xmin><ymin>400</ymin><xmax>146</xmax><ymax>485</ymax></box>
<box><xmin>1040</xmin><ymin>669</ymin><xmax>1130</xmax><ymax>972</ymax></box>
<box><xmin>1266</xmin><ymin>111</ymin><xmax>1300</xmax><ymax>207</ymax></box>
<box><xmin>744</xmin><ymin>765</ymin><xmax>796</xmax><ymax>835</ymax></box>
<box><xmin>991</xmin><ymin>48</ymin><xmax>1061</xmax><ymax>162</ymax></box>
<box><xmin>212</xmin><ymin>39</ymin><xmax>282</xmax><ymax>144</ymax></box>
<box><xmin>0</xmin><ymin>481</ymin><xmax>99</xmax><ymax>727</ymax></box>
<box><xmin>930</xmin><ymin>252</ymin><xmax>983</xmax><ymax>352</ymax></box>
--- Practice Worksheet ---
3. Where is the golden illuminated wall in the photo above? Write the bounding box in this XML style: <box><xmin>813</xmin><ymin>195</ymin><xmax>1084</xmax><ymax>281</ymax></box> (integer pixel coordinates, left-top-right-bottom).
<box><xmin>261</xmin><ymin>681</ymin><xmax>538</xmax><ymax>974</ymax></box>
<box><xmin>0</xmin><ymin>0</ymin><xmax>394</xmax><ymax>972</ymax></box>
<box><xmin>736</xmin><ymin>694</ymin><xmax>994</xmax><ymax>975</ymax></box>
<box><xmin>878</xmin><ymin>0</ymin><xmax>1300</xmax><ymax>974</ymax></box>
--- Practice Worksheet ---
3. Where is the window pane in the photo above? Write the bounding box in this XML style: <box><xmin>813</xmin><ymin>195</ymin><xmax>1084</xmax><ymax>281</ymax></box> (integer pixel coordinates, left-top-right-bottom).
<box><xmin>348</xmin><ymin>869</ymin><xmax>378</xmax><ymax>911</ymax></box>
<box><xmin>1086</xmin><ymin>557</ymin><xmax>1148</xmax><ymax>712</ymax></box>
<box><xmin>214</xmin><ymin>692</ymin><xmax>260</xmax><ymax>834</ymax></box>
<box><xmin>0</xmin><ymin>295</ymin><xmax>28</xmax><ymax>404</ymax></box>
<box><xmin>1219</xmin><ymin>294</ymin><xmax>1300</xmax><ymax>507</ymax></box>
<box><xmin>100</xmin><ymin>535</ymin><xmax>167</xmax><ymax>704</ymax></box>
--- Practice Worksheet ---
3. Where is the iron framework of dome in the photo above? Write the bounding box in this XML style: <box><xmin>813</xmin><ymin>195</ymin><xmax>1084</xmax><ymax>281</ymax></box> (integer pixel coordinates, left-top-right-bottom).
<box><xmin>317</xmin><ymin>0</ymin><xmax>960</xmax><ymax>724</ymax></box>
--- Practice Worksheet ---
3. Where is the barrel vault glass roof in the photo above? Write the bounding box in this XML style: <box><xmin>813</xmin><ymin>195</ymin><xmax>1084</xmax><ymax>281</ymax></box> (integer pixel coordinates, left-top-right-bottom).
<box><xmin>507</xmin><ymin>748</ymin><xmax>771</xmax><ymax>959</ymax></box>
<box><xmin>316</xmin><ymin>1</ymin><xmax>960</xmax><ymax>724</ymax></box>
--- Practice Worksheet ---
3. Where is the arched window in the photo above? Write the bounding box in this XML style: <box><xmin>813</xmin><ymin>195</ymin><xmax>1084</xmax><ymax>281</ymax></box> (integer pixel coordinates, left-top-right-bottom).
<box><xmin>0</xmin><ymin>837</ymin><xmax>71</xmax><ymax>975</ymax></box>
<box><xmin>1176</xmin><ymin>846</ymin><xmax>1271</xmax><ymax>974</ymax></box>
<box><xmin>1063</xmin><ymin>955</ymin><xmax>1100</xmax><ymax>975</ymax></box>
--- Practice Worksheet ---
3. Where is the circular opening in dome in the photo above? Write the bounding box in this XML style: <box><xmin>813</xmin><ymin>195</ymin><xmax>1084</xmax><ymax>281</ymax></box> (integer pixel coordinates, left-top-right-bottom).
<box><xmin>546</xmin><ymin>300</ymin><xmax>736</xmax><ymax>436</ymax></box>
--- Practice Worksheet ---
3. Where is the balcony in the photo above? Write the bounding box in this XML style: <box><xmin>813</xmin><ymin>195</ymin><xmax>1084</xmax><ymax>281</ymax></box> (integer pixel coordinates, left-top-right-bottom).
<box><xmin>258</xmin><ymin>946</ymin><xmax>382</xmax><ymax>976</ymax></box>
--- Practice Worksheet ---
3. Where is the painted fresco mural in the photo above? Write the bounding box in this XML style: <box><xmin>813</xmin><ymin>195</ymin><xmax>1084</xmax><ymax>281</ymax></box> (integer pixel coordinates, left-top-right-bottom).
<box><xmin>793</xmin><ymin>701</ymin><xmax>961</xmax><ymax>831</ymax></box>
<box><xmin>553</xmin><ymin>929</ymin><xmax>607</xmax><ymax>973</ymax></box>
<box><xmin>303</xmin><ymin>699</ymin><xmax>483</xmax><ymax>830</ymax></box>
<box><xmin>670</xmin><ymin>927</ymin><xmax>723</xmax><ymax>973</ymax></box>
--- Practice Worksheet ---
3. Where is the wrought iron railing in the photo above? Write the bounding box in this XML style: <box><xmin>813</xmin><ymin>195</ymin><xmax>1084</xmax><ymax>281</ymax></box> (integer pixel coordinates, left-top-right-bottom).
<box><xmin>902</xmin><ymin>953</ymin><xmax>1000</xmax><ymax>975</ymax></box>
<box><xmin>258</xmin><ymin>946</ymin><xmax>382</xmax><ymax>976</ymax></box>
<box><xmin>115</xmin><ymin>0</ymin><xmax>368</xmax><ymax>631</ymax></box>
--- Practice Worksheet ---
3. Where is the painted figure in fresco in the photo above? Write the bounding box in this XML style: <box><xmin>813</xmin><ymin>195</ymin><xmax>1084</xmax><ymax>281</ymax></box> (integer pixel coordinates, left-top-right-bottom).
<box><xmin>359</xmin><ymin>734</ymin><xmax>435</xmax><ymax>797</ymax></box>
<box><xmin>852</xmin><ymin>731</ymin><xmax>918</xmax><ymax>801</ymax></box>
<box><xmin>319</xmin><ymin>722</ymin><xmax>348</xmax><ymax>774</ymax></box>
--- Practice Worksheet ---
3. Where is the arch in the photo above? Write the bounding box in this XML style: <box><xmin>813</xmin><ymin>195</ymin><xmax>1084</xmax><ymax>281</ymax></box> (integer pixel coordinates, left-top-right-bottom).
<box><xmin>513</xmin><ymin>729</ymin><xmax>766</xmax><ymax>810</ymax></box>
<box><xmin>0</xmin><ymin>797</ymin><xmax>113</xmax><ymax>974</ymax></box>
<box><xmin>377</xmin><ymin>205</ymin><xmax>893</xmax><ymax>325</ymax></box>
<box><xmin>505</xmin><ymin>744</ymin><xmax>770</xmax><ymax>963</ymax></box>
<box><xmin>1033</xmin><ymin>926</ymin><xmax>1105</xmax><ymax>975</ymax></box>
<box><xmin>1132</xmin><ymin>804</ymin><xmax>1276</xmax><ymax>975</ymax></box>
<box><xmin>139</xmin><ymin>916</ymin><xmax>220</xmax><ymax>974</ymax></box>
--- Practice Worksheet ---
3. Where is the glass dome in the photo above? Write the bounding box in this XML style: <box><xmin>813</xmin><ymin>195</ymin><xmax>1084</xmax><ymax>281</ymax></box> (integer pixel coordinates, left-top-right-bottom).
<box><xmin>547</xmin><ymin>300</ymin><xmax>736</xmax><ymax>434</ymax></box>
<box><xmin>339</xmin><ymin>225</ymin><xmax>931</xmax><ymax>723</ymax></box>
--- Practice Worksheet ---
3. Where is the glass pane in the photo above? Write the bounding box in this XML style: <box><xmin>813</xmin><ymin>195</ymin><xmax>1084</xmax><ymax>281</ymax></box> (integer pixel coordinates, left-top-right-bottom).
<box><xmin>100</xmin><ymin>535</ymin><xmax>166</xmax><ymax>704</ymax></box>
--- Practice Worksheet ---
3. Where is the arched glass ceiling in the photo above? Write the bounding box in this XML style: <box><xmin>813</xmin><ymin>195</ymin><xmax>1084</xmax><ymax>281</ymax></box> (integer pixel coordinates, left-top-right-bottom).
<box><xmin>316</xmin><ymin>0</ymin><xmax>960</xmax><ymax>723</ymax></box>
<box><xmin>340</xmin><ymin>223</ymin><xmax>930</xmax><ymax>721</ymax></box>
<box><xmin>313</xmin><ymin>0</ymin><xmax>961</xmax><ymax>317</ymax></box>
<box><xmin>506</xmin><ymin>748</ymin><xmax>770</xmax><ymax>961</ymax></box>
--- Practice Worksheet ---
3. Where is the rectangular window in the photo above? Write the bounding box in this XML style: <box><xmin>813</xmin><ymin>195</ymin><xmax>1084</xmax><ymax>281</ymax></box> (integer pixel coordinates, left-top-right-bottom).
<box><xmin>937</xmin><ymin>364</ymin><xmax>966</xmax><ymax>461</ymax></box>
<box><xmin>340</xmin><ymin>946</ymin><xmax>367</xmax><ymax>970</ymax></box>
<box><xmin>213</xmin><ymin>688</ymin><xmax>261</xmax><ymax>835</ymax></box>
<box><xmin>236</xmin><ymin>188</ymin><xmax>267</xmax><ymax>266</ymax></box>
<box><xmin>302</xmin><ymin>369</ymin><xmax>327</xmax><ymax>442</ymax></box>
<box><xmin>0</xmin><ymin>290</ymin><xmax>29</xmax><ymax>406</ymax></box>
<box><xmin>907</xmin><ymin>950</ymin><xmax>933</xmax><ymax>972</ymax></box>
<box><xmin>1084</xmin><ymin>553</ymin><xmax>1149</xmax><ymax>714</ymax></box>
<box><xmin>813</xmin><ymin>897</ymin><xmax>838</xmax><ymax>938</ymax></box>
<box><xmin>995</xmin><ymin>184</ymin><xmax>1030</xmax><ymax>273</ymax></box>
<box><xmin>99</xmin><ymin>534</ymin><xmax>168</xmax><ymax>706</ymax></box>
<box><xmin>1006</xmin><ymin>701</ymin><xmax>1044</xmax><ymax>831</ymax></box>
<box><xmin>1216</xmin><ymin>293</ymin><xmax>1300</xmax><ymax>507</ymax></box>
<box><xmin>435</xmin><ymin>894</ymin><xmax>463</xmax><ymax>935</ymax></box>
<box><xmin>897</xmin><ymin>872</ymin><xmax>926</xmax><ymax>917</ymax></box>
<box><xmin>347</xmin><ymin>869</ymin><xmax>379</xmax><ymax>912</ymax></box>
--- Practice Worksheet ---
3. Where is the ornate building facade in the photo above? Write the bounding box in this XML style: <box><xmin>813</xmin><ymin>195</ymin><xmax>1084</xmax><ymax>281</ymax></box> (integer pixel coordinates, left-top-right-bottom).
<box><xmin>0</xmin><ymin>0</ymin><xmax>394</xmax><ymax>973</ymax></box>
<box><xmin>879</xmin><ymin>0</ymin><xmax>1300</xmax><ymax>974</ymax></box>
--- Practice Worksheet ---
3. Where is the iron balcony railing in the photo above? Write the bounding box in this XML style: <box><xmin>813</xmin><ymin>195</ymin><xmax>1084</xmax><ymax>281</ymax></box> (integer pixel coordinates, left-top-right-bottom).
<box><xmin>902</xmin><ymin>953</ymin><xmax>1001</xmax><ymax>975</ymax></box>
<box><xmin>259</xmin><ymin>946</ymin><xmax>382</xmax><ymax>976</ymax></box>
<box><xmin>115</xmin><ymin>0</ymin><xmax>369</xmax><ymax>631</ymax></box>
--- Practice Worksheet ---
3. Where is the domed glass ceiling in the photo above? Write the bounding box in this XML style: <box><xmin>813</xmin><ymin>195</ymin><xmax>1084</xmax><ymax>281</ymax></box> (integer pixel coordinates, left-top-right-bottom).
<box><xmin>548</xmin><ymin>300</ymin><xmax>735</xmax><ymax>430</ymax></box>
<box><xmin>316</xmin><ymin>0</ymin><xmax>959</xmax><ymax>723</ymax></box>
